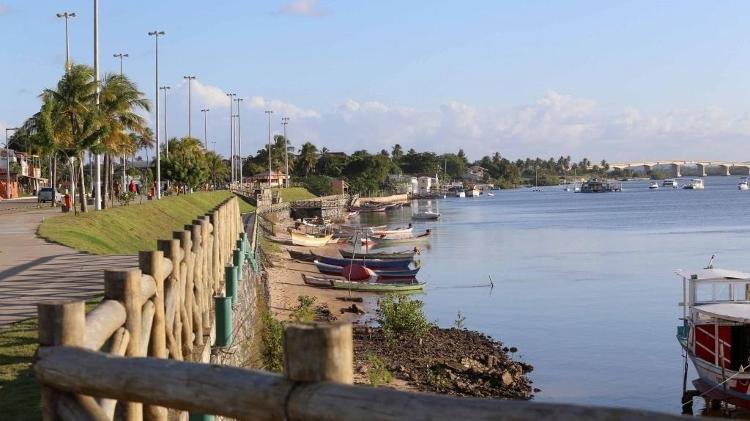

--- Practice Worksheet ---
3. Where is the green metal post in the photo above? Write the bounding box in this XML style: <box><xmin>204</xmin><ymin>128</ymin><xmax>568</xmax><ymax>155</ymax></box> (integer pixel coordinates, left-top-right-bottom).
<box><xmin>233</xmin><ymin>249</ymin><xmax>243</xmax><ymax>282</ymax></box>
<box><xmin>189</xmin><ymin>414</ymin><xmax>214</xmax><ymax>421</ymax></box>
<box><xmin>214</xmin><ymin>295</ymin><xmax>232</xmax><ymax>347</ymax></box>
<box><xmin>225</xmin><ymin>265</ymin><xmax>237</xmax><ymax>305</ymax></box>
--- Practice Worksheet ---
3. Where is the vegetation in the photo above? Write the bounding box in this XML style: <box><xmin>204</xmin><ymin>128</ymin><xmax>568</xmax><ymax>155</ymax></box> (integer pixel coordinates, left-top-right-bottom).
<box><xmin>376</xmin><ymin>294</ymin><xmax>433</xmax><ymax>341</ymax></box>
<box><xmin>453</xmin><ymin>311</ymin><xmax>466</xmax><ymax>329</ymax></box>
<box><xmin>271</xmin><ymin>187</ymin><xmax>316</xmax><ymax>202</ymax></box>
<box><xmin>259</xmin><ymin>308</ymin><xmax>284</xmax><ymax>372</ymax></box>
<box><xmin>38</xmin><ymin>191</ymin><xmax>254</xmax><ymax>255</ymax></box>
<box><xmin>289</xmin><ymin>295</ymin><xmax>317</xmax><ymax>323</ymax></box>
<box><xmin>365</xmin><ymin>353</ymin><xmax>393</xmax><ymax>387</ymax></box>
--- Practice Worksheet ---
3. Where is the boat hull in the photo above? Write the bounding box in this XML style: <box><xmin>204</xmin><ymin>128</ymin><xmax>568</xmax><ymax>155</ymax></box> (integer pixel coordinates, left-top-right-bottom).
<box><xmin>314</xmin><ymin>261</ymin><xmax>420</xmax><ymax>278</ymax></box>
<box><xmin>313</xmin><ymin>254</ymin><xmax>413</xmax><ymax>269</ymax></box>
<box><xmin>338</xmin><ymin>249</ymin><xmax>417</xmax><ymax>260</ymax></box>
<box><xmin>372</xmin><ymin>231</ymin><xmax>431</xmax><ymax>247</ymax></box>
<box><xmin>681</xmin><ymin>341</ymin><xmax>750</xmax><ymax>408</ymax></box>
<box><xmin>290</xmin><ymin>232</ymin><xmax>333</xmax><ymax>247</ymax></box>
<box><xmin>330</xmin><ymin>279</ymin><xmax>425</xmax><ymax>292</ymax></box>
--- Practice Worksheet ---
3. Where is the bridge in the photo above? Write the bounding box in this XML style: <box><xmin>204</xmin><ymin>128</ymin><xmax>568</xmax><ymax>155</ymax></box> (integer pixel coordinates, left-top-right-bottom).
<box><xmin>609</xmin><ymin>160</ymin><xmax>750</xmax><ymax>177</ymax></box>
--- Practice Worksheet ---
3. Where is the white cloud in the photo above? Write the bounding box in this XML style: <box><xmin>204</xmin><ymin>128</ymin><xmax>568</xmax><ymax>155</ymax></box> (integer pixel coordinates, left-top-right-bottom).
<box><xmin>277</xmin><ymin>0</ymin><xmax>327</xmax><ymax>17</ymax></box>
<box><xmin>189</xmin><ymin>80</ymin><xmax>230</xmax><ymax>109</ymax></box>
<box><xmin>245</xmin><ymin>96</ymin><xmax>321</xmax><ymax>119</ymax></box>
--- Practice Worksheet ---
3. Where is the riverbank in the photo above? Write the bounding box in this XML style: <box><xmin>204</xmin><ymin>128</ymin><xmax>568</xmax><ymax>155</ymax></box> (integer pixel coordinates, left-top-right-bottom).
<box><xmin>261</xmin><ymin>219</ymin><xmax>534</xmax><ymax>398</ymax></box>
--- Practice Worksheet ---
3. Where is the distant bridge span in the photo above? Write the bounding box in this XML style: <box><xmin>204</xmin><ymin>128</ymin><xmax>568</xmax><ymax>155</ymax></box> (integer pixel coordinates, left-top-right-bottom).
<box><xmin>609</xmin><ymin>160</ymin><xmax>750</xmax><ymax>177</ymax></box>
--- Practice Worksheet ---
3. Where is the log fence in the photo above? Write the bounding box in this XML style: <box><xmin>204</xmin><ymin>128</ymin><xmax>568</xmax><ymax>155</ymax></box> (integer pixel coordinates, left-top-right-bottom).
<box><xmin>33</xmin><ymin>195</ymin><xmax>687</xmax><ymax>420</ymax></box>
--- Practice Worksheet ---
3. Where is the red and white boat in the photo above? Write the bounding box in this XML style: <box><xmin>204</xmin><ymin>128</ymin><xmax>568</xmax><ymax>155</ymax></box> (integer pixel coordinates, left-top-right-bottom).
<box><xmin>678</xmin><ymin>266</ymin><xmax>750</xmax><ymax>408</ymax></box>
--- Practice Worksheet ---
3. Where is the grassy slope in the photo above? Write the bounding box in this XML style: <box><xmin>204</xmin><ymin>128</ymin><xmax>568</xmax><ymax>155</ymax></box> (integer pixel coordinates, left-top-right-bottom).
<box><xmin>39</xmin><ymin>191</ymin><xmax>255</xmax><ymax>255</ymax></box>
<box><xmin>271</xmin><ymin>187</ymin><xmax>315</xmax><ymax>202</ymax></box>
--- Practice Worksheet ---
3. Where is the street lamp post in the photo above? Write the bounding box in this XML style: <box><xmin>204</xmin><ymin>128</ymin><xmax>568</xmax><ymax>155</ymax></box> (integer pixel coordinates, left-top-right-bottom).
<box><xmin>235</xmin><ymin>98</ymin><xmax>244</xmax><ymax>184</ymax></box>
<box><xmin>200</xmin><ymin>109</ymin><xmax>210</xmax><ymax>150</ymax></box>
<box><xmin>281</xmin><ymin>117</ymin><xmax>290</xmax><ymax>188</ymax></box>
<box><xmin>183</xmin><ymin>76</ymin><xmax>196</xmax><ymax>138</ymax></box>
<box><xmin>148</xmin><ymin>30</ymin><xmax>165</xmax><ymax>200</ymax></box>
<box><xmin>113</xmin><ymin>52</ymin><xmax>128</xmax><ymax>75</ymax></box>
<box><xmin>265</xmin><ymin>110</ymin><xmax>273</xmax><ymax>187</ymax></box>
<box><xmin>56</xmin><ymin>12</ymin><xmax>77</xmax><ymax>71</ymax></box>
<box><xmin>93</xmin><ymin>0</ymin><xmax>103</xmax><ymax>210</ymax></box>
<box><xmin>159</xmin><ymin>86</ymin><xmax>171</xmax><ymax>153</ymax></box>
<box><xmin>226</xmin><ymin>93</ymin><xmax>236</xmax><ymax>183</ymax></box>
<box><xmin>4</xmin><ymin>128</ymin><xmax>20</xmax><ymax>199</ymax></box>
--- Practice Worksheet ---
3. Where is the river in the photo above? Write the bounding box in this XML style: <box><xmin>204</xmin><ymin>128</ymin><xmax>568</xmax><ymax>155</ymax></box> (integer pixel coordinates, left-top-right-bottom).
<box><xmin>357</xmin><ymin>175</ymin><xmax>750</xmax><ymax>415</ymax></box>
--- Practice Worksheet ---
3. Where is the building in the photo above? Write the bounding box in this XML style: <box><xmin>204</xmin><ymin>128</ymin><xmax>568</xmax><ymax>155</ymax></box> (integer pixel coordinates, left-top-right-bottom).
<box><xmin>0</xmin><ymin>149</ymin><xmax>45</xmax><ymax>199</ymax></box>
<box><xmin>464</xmin><ymin>165</ymin><xmax>487</xmax><ymax>182</ymax></box>
<box><xmin>246</xmin><ymin>170</ymin><xmax>289</xmax><ymax>187</ymax></box>
<box><xmin>387</xmin><ymin>174</ymin><xmax>418</xmax><ymax>194</ymax></box>
<box><xmin>330</xmin><ymin>179</ymin><xmax>349</xmax><ymax>195</ymax></box>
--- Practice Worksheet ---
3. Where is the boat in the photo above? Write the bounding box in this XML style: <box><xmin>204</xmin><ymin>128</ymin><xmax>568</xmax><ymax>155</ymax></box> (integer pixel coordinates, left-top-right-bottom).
<box><xmin>349</xmin><ymin>205</ymin><xmax>387</xmax><ymax>213</ymax></box>
<box><xmin>456</xmin><ymin>190</ymin><xmax>466</xmax><ymax>198</ymax></box>
<box><xmin>412</xmin><ymin>211</ymin><xmax>440</xmax><ymax>220</ymax></box>
<box><xmin>740</xmin><ymin>178</ymin><xmax>749</xmax><ymax>191</ymax></box>
<box><xmin>649</xmin><ymin>182</ymin><xmax>659</xmax><ymax>190</ymax></box>
<box><xmin>578</xmin><ymin>178</ymin><xmax>622</xmax><ymax>193</ymax></box>
<box><xmin>288</xmin><ymin>250</ymin><xmax>317</xmax><ymax>262</ymax></box>
<box><xmin>330</xmin><ymin>279</ymin><xmax>425</xmax><ymax>292</ymax></box>
<box><xmin>466</xmin><ymin>187</ymin><xmax>480</xmax><ymax>197</ymax></box>
<box><xmin>683</xmin><ymin>179</ymin><xmax>705</xmax><ymax>190</ymax></box>
<box><xmin>372</xmin><ymin>230</ymin><xmax>432</xmax><ymax>246</ymax></box>
<box><xmin>312</xmin><ymin>253</ymin><xmax>413</xmax><ymax>269</ymax></box>
<box><xmin>487</xmin><ymin>192</ymin><xmax>495</xmax><ymax>196</ymax></box>
<box><xmin>290</xmin><ymin>232</ymin><xmax>333</xmax><ymax>247</ymax></box>
<box><xmin>662</xmin><ymin>179</ymin><xmax>679</xmax><ymax>188</ymax></box>
<box><xmin>676</xmin><ymin>266</ymin><xmax>750</xmax><ymax>409</ymax></box>
<box><xmin>371</xmin><ymin>226</ymin><xmax>414</xmax><ymax>239</ymax></box>
<box><xmin>339</xmin><ymin>224</ymin><xmax>387</xmax><ymax>235</ymax></box>
<box><xmin>313</xmin><ymin>260</ymin><xmax>421</xmax><ymax>278</ymax></box>
<box><xmin>339</xmin><ymin>248</ymin><xmax>418</xmax><ymax>260</ymax></box>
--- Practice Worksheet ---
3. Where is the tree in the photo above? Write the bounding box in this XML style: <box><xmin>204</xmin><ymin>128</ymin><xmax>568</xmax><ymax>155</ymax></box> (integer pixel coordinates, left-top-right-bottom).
<box><xmin>205</xmin><ymin>151</ymin><xmax>229</xmax><ymax>187</ymax></box>
<box><xmin>391</xmin><ymin>144</ymin><xmax>403</xmax><ymax>163</ymax></box>
<box><xmin>298</xmin><ymin>142</ymin><xmax>318</xmax><ymax>176</ymax></box>
<box><xmin>162</xmin><ymin>137</ymin><xmax>209</xmax><ymax>190</ymax></box>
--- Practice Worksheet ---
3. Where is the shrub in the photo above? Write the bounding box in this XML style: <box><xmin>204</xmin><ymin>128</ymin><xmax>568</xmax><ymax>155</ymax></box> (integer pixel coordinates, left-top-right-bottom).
<box><xmin>453</xmin><ymin>310</ymin><xmax>466</xmax><ymax>329</ymax></box>
<box><xmin>260</xmin><ymin>309</ymin><xmax>284</xmax><ymax>372</ymax></box>
<box><xmin>376</xmin><ymin>294</ymin><xmax>432</xmax><ymax>340</ymax></box>
<box><xmin>289</xmin><ymin>295</ymin><xmax>317</xmax><ymax>323</ymax></box>
<box><xmin>366</xmin><ymin>353</ymin><xmax>392</xmax><ymax>387</ymax></box>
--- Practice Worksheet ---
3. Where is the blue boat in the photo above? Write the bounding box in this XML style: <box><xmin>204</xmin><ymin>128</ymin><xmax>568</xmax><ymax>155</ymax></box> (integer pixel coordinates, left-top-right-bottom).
<box><xmin>311</xmin><ymin>253</ymin><xmax>413</xmax><ymax>269</ymax></box>
<box><xmin>313</xmin><ymin>260</ymin><xmax>420</xmax><ymax>278</ymax></box>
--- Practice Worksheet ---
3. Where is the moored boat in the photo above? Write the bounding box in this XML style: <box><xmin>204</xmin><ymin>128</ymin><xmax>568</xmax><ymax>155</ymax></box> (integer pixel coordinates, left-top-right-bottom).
<box><xmin>330</xmin><ymin>279</ymin><xmax>425</xmax><ymax>292</ymax></box>
<box><xmin>312</xmin><ymin>253</ymin><xmax>413</xmax><ymax>269</ymax></box>
<box><xmin>313</xmin><ymin>260</ymin><xmax>420</xmax><ymax>278</ymax></box>
<box><xmin>371</xmin><ymin>226</ymin><xmax>414</xmax><ymax>239</ymax></box>
<box><xmin>372</xmin><ymin>230</ymin><xmax>432</xmax><ymax>246</ymax></box>
<box><xmin>290</xmin><ymin>232</ymin><xmax>333</xmax><ymax>247</ymax></box>
<box><xmin>339</xmin><ymin>248</ymin><xmax>418</xmax><ymax>260</ymax></box>
<box><xmin>662</xmin><ymin>179</ymin><xmax>679</xmax><ymax>188</ymax></box>
<box><xmin>683</xmin><ymin>178</ymin><xmax>705</xmax><ymax>190</ymax></box>
<box><xmin>739</xmin><ymin>178</ymin><xmax>749</xmax><ymax>191</ymax></box>
<box><xmin>412</xmin><ymin>211</ymin><xmax>440</xmax><ymax>220</ymax></box>
<box><xmin>677</xmin><ymin>266</ymin><xmax>750</xmax><ymax>409</ymax></box>
<box><xmin>649</xmin><ymin>182</ymin><xmax>659</xmax><ymax>190</ymax></box>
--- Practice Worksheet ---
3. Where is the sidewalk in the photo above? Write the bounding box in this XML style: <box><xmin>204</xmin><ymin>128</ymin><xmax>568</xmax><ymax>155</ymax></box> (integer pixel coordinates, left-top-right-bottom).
<box><xmin>0</xmin><ymin>207</ymin><xmax>136</xmax><ymax>326</ymax></box>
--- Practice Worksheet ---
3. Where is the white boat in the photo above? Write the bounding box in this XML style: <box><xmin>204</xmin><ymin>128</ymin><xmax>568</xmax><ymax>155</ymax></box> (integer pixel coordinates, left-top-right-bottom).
<box><xmin>739</xmin><ymin>178</ymin><xmax>749</xmax><ymax>191</ymax></box>
<box><xmin>683</xmin><ymin>179</ymin><xmax>705</xmax><ymax>190</ymax></box>
<box><xmin>466</xmin><ymin>187</ymin><xmax>480</xmax><ymax>197</ymax></box>
<box><xmin>290</xmin><ymin>232</ymin><xmax>334</xmax><ymax>247</ymax></box>
<box><xmin>412</xmin><ymin>211</ymin><xmax>440</xmax><ymax>220</ymax></box>
<box><xmin>648</xmin><ymin>182</ymin><xmax>659</xmax><ymax>190</ymax></box>
<box><xmin>677</xmin><ymin>266</ymin><xmax>750</xmax><ymax>409</ymax></box>
<box><xmin>662</xmin><ymin>179</ymin><xmax>679</xmax><ymax>188</ymax></box>
<box><xmin>371</xmin><ymin>226</ymin><xmax>414</xmax><ymax>239</ymax></box>
<box><xmin>456</xmin><ymin>190</ymin><xmax>466</xmax><ymax>198</ymax></box>
<box><xmin>487</xmin><ymin>192</ymin><xmax>495</xmax><ymax>196</ymax></box>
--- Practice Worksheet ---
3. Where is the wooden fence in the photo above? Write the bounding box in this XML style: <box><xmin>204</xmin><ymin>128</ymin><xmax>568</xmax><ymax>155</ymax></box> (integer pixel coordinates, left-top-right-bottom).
<box><xmin>32</xmin><ymin>195</ymin><xmax>687</xmax><ymax>420</ymax></box>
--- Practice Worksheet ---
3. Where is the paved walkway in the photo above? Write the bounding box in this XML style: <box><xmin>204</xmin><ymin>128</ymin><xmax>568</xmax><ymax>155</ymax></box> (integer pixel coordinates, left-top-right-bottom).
<box><xmin>0</xmin><ymin>207</ymin><xmax>136</xmax><ymax>326</ymax></box>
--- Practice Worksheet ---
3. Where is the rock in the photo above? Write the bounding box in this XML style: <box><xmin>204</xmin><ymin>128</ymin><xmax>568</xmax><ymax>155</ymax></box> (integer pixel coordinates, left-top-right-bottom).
<box><xmin>502</xmin><ymin>371</ymin><xmax>514</xmax><ymax>386</ymax></box>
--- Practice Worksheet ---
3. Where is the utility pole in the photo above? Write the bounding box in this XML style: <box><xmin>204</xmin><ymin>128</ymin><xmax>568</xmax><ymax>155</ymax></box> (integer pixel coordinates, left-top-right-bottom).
<box><xmin>281</xmin><ymin>117</ymin><xmax>290</xmax><ymax>188</ymax></box>
<box><xmin>183</xmin><ymin>75</ymin><xmax>196</xmax><ymax>138</ymax></box>
<box><xmin>148</xmin><ymin>30</ymin><xmax>165</xmax><ymax>199</ymax></box>
<box><xmin>56</xmin><ymin>12</ymin><xmax>77</xmax><ymax>71</ymax></box>
<box><xmin>159</xmin><ymin>86</ymin><xmax>171</xmax><ymax>151</ymax></box>
<box><xmin>93</xmin><ymin>0</ymin><xmax>102</xmax><ymax>210</ymax></box>
<box><xmin>4</xmin><ymin>128</ymin><xmax>19</xmax><ymax>199</ymax></box>
<box><xmin>113</xmin><ymin>52</ymin><xmax>128</xmax><ymax>75</ymax></box>
<box><xmin>226</xmin><ymin>93</ymin><xmax>236</xmax><ymax>183</ymax></box>
<box><xmin>235</xmin><ymin>98</ymin><xmax>244</xmax><ymax>184</ymax></box>
<box><xmin>201</xmin><ymin>109</ymin><xmax>210</xmax><ymax>150</ymax></box>
<box><xmin>265</xmin><ymin>110</ymin><xmax>273</xmax><ymax>187</ymax></box>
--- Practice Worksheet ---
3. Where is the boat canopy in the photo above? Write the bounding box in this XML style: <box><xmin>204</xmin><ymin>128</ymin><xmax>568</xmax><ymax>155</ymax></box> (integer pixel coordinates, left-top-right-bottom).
<box><xmin>680</xmin><ymin>268</ymin><xmax>750</xmax><ymax>282</ymax></box>
<box><xmin>694</xmin><ymin>303</ymin><xmax>750</xmax><ymax>324</ymax></box>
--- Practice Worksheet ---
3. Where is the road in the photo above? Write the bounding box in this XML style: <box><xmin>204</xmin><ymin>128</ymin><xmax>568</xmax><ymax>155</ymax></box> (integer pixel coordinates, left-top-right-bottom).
<box><xmin>0</xmin><ymin>206</ymin><xmax>136</xmax><ymax>326</ymax></box>
<box><xmin>0</xmin><ymin>197</ymin><xmax>52</xmax><ymax>213</ymax></box>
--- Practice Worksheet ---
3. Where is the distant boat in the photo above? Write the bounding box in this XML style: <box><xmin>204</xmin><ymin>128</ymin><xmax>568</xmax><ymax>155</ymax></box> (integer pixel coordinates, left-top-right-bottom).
<box><xmin>457</xmin><ymin>190</ymin><xmax>466</xmax><ymax>198</ymax></box>
<box><xmin>371</xmin><ymin>226</ymin><xmax>414</xmax><ymax>239</ymax></box>
<box><xmin>578</xmin><ymin>178</ymin><xmax>622</xmax><ymax>193</ymax></box>
<box><xmin>487</xmin><ymin>192</ymin><xmax>495</xmax><ymax>196</ymax></box>
<box><xmin>330</xmin><ymin>279</ymin><xmax>425</xmax><ymax>292</ymax></box>
<box><xmin>739</xmin><ymin>178</ymin><xmax>749</xmax><ymax>191</ymax></box>
<box><xmin>649</xmin><ymin>182</ymin><xmax>659</xmax><ymax>190</ymax></box>
<box><xmin>290</xmin><ymin>232</ymin><xmax>333</xmax><ymax>247</ymax></box>
<box><xmin>466</xmin><ymin>187</ymin><xmax>480</xmax><ymax>197</ymax></box>
<box><xmin>373</xmin><ymin>230</ymin><xmax>432</xmax><ymax>246</ymax></box>
<box><xmin>662</xmin><ymin>179</ymin><xmax>679</xmax><ymax>188</ymax></box>
<box><xmin>683</xmin><ymin>179</ymin><xmax>705</xmax><ymax>190</ymax></box>
<box><xmin>412</xmin><ymin>210</ymin><xmax>440</xmax><ymax>220</ymax></box>
<box><xmin>312</xmin><ymin>253</ymin><xmax>413</xmax><ymax>269</ymax></box>
<box><xmin>313</xmin><ymin>260</ymin><xmax>420</xmax><ymax>278</ymax></box>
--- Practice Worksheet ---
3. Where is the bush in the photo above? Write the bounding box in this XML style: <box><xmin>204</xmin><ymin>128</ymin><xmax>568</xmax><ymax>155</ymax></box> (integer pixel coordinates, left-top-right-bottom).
<box><xmin>301</xmin><ymin>175</ymin><xmax>333</xmax><ymax>196</ymax></box>
<box><xmin>289</xmin><ymin>295</ymin><xmax>317</xmax><ymax>323</ymax></box>
<box><xmin>376</xmin><ymin>294</ymin><xmax>432</xmax><ymax>340</ymax></box>
<box><xmin>366</xmin><ymin>353</ymin><xmax>392</xmax><ymax>387</ymax></box>
<box><xmin>260</xmin><ymin>309</ymin><xmax>284</xmax><ymax>372</ymax></box>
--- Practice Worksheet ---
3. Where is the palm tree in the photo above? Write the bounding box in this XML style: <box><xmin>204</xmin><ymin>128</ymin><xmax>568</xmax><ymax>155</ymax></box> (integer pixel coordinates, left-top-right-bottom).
<box><xmin>298</xmin><ymin>142</ymin><xmax>318</xmax><ymax>176</ymax></box>
<box><xmin>98</xmin><ymin>73</ymin><xmax>151</xmax><ymax>207</ymax></box>
<box><xmin>205</xmin><ymin>151</ymin><xmax>229</xmax><ymax>187</ymax></box>
<box><xmin>41</xmin><ymin>64</ymin><xmax>104</xmax><ymax>213</ymax></box>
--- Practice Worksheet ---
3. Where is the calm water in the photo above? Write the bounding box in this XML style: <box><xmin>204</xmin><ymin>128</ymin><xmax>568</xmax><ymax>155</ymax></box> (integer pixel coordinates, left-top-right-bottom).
<box><xmin>357</xmin><ymin>176</ymin><xmax>750</xmax><ymax>415</ymax></box>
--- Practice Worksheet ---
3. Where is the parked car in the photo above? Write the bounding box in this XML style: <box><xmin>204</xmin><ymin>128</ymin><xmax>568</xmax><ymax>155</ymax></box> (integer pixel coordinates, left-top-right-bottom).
<box><xmin>38</xmin><ymin>187</ymin><xmax>62</xmax><ymax>204</ymax></box>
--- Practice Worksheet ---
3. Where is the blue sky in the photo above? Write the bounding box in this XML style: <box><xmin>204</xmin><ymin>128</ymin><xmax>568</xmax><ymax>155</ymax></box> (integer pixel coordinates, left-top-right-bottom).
<box><xmin>2</xmin><ymin>0</ymin><xmax>750</xmax><ymax>161</ymax></box>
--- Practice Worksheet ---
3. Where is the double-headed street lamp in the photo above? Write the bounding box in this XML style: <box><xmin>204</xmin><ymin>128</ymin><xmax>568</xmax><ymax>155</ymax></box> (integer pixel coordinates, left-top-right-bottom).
<box><xmin>200</xmin><ymin>109</ymin><xmax>210</xmax><ymax>150</ymax></box>
<box><xmin>159</xmin><ymin>86</ymin><xmax>171</xmax><ymax>152</ymax></box>
<box><xmin>281</xmin><ymin>117</ymin><xmax>290</xmax><ymax>188</ymax></box>
<box><xmin>148</xmin><ymin>30</ymin><xmax>165</xmax><ymax>200</ymax></box>
<box><xmin>113</xmin><ymin>52</ymin><xmax>128</xmax><ymax>75</ymax></box>
<box><xmin>183</xmin><ymin>75</ymin><xmax>196</xmax><ymax>138</ymax></box>
<box><xmin>265</xmin><ymin>110</ymin><xmax>273</xmax><ymax>186</ymax></box>
<box><xmin>226</xmin><ymin>93</ymin><xmax>236</xmax><ymax>183</ymax></box>
<box><xmin>55</xmin><ymin>12</ymin><xmax>76</xmax><ymax>71</ymax></box>
<box><xmin>4</xmin><ymin>128</ymin><xmax>20</xmax><ymax>199</ymax></box>
<box><xmin>235</xmin><ymin>98</ymin><xmax>244</xmax><ymax>183</ymax></box>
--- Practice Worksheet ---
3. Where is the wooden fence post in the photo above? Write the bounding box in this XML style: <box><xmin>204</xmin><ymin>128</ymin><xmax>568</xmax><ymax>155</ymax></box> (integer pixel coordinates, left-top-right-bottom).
<box><xmin>157</xmin><ymin>239</ymin><xmax>183</xmax><ymax>361</ymax></box>
<box><xmin>104</xmin><ymin>269</ymin><xmax>143</xmax><ymax>421</ymax></box>
<box><xmin>139</xmin><ymin>251</ymin><xmax>169</xmax><ymax>421</ymax></box>
<box><xmin>283</xmin><ymin>323</ymin><xmax>353</xmax><ymax>384</ymax></box>
<box><xmin>175</xmin><ymin>230</ymin><xmax>193</xmax><ymax>356</ymax></box>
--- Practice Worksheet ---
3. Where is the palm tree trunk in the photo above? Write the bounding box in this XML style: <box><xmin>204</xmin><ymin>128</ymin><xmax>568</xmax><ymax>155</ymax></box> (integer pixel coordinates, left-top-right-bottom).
<box><xmin>78</xmin><ymin>155</ymin><xmax>88</xmax><ymax>213</ymax></box>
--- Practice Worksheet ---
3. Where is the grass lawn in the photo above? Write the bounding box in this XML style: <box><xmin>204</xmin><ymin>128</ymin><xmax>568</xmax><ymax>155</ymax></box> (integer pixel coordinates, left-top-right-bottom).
<box><xmin>0</xmin><ymin>299</ymin><xmax>102</xmax><ymax>420</ymax></box>
<box><xmin>270</xmin><ymin>187</ymin><xmax>315</xmax><ymax>202</ymax></box>
<box><xmin>38</xmin><ymin>191</ymin><xmax>255</xmax><ymax>255</ymax></box>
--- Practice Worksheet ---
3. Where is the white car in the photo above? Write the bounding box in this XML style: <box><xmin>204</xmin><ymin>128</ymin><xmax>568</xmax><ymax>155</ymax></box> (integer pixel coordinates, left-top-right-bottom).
<box><xmin>37</xmin><ymin>188</ymin><xmax>62</xmax><ymax>204</ymax></box>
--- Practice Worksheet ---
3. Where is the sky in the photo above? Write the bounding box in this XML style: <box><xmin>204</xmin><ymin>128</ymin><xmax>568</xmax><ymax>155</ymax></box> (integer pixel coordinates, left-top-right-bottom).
<box><xmin>2</xmin><ymin>0</ymin><xmax>750</xmax><ymax>162</ymax></box>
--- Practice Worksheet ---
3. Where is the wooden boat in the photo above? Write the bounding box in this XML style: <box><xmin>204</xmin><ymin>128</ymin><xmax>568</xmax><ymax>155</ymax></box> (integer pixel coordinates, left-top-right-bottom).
<box><xmin>288</xmin><ymin>250</ymin><xmax>316</xmax><ymax>262</ymax></box>
<box><xmin>372</xmin><ymin>230</ymin><xmax>432</xmax><ymax>246</ymax></box>
<box><xmin>677</xmin><ymin>267</ymin><xmax>750</xmax><ymax>409</ymax></box>
<box><xmin>371</xmin><ymin>226</ymin><xmax>413</xmax><ymax>239</ymax></box>
<box><xmin>349</xmin><ymin>205</ymin><xmax>387</xmax><ymax>213</ymax></box>
<box><xmin>302</xmin><ymin>274</ymin><xmax>334</xmax><ymax>287</ymax></box>
<box><xmin>412</xmin><ymin>211</ymin><xmax>440</xmax><ymax>220</ymax></box>
<box><xmin>330</xmin><ymin>279</ymin><xmax>425</xmax><ymax>292</ymax></box>
<box><xmin>313</xmin><ymin>260</ymin><xmax>420</xmax><ymax>278</ymax></box>
<box><xmin>339</xmin><ymin>224</ymin><xmax>387</xmax><ymax>235</ymax></box>
<box><xmin>339</xmin><ymin>248</ymin><xmax>418</xmax><ymax>260</ymax></box>
<box><xmin>290</xmin><ymin>232</ymin><xmax>333</xmax><ymax>247</ymax></box>
<box><xmin>312</xmin><ymin>253</ymin><xmax>413</xmax><ymax>269</ymax></box>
